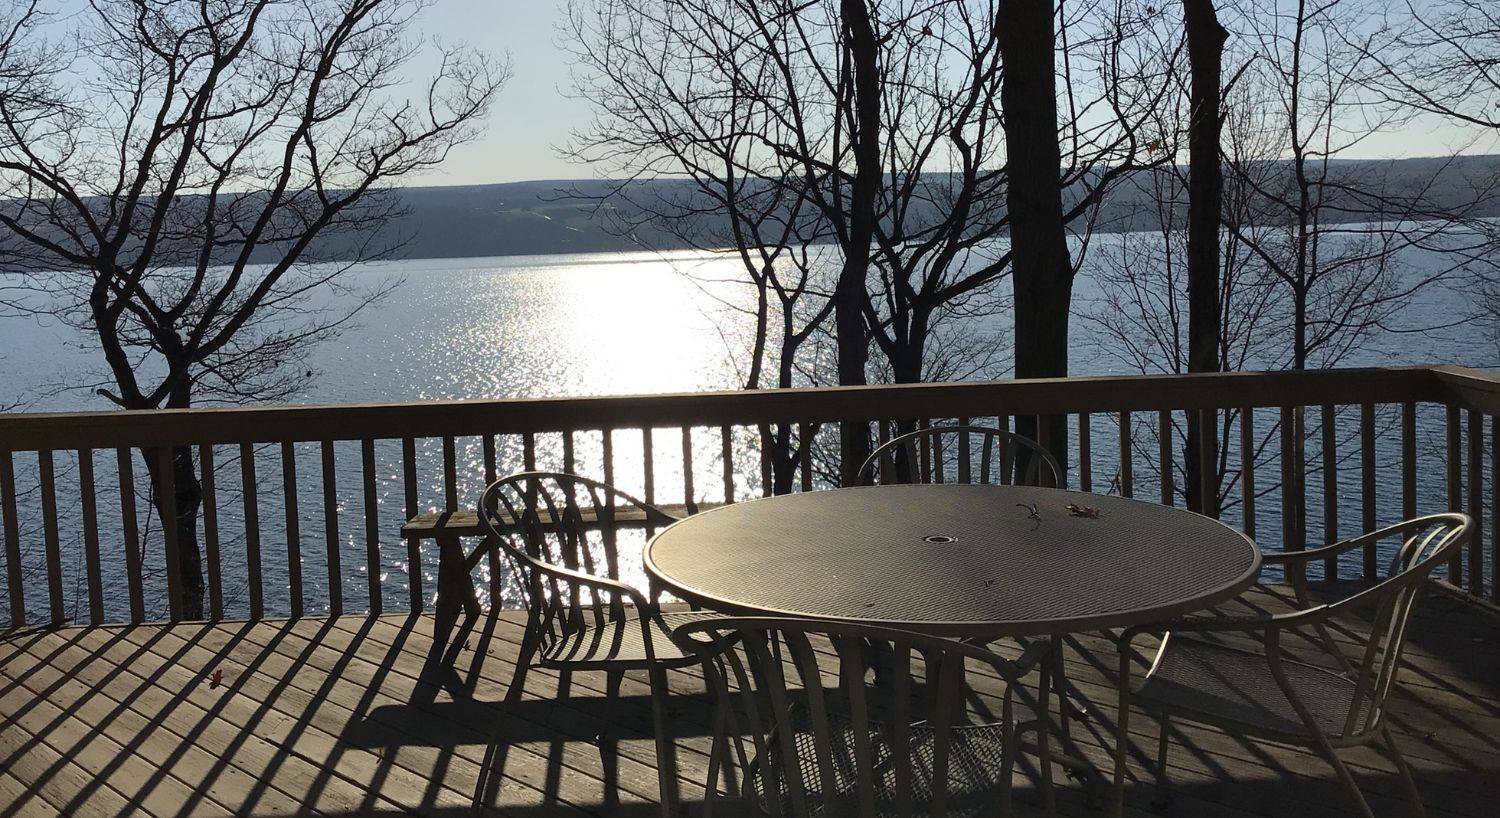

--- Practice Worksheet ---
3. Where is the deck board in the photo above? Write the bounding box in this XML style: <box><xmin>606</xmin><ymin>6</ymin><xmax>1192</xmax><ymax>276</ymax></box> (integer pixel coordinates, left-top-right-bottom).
<box><xmin>1</xmin><ymin>583</ymin><xmax>1496</xmax><ymax>818</ymax></box>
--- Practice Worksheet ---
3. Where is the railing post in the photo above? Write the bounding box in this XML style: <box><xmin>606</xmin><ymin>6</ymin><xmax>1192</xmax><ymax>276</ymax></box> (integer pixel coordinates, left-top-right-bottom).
<box><xmin>1240</xmin><ymin>407</ymin><xmax>1256</xmax><ymax>540</ymax></box>
<box><xmin>1281</xmin><ymin>406</ymin><xmax>1305</xmax><ymax>558</ymax></box>
<box><xmin>1198</xmin><ymin>407</ymin><xmax>1218</xmax><ymax>518</ymax></box>
<box><xmin>1359</xmin><ymin>403</ymin><xmax>1377</xmax><ymax>581</ymax></box>
<box><xmin>1</xmin><ymin>450</ymin><xmax>23</xmax><ymax>629</ymax></box>
<box><xmin>1467</xmin><ymin>410</ymin><xmax>1484</xmax><ymax>596</ymax></box>
<box><xmin>1447</xmin><ymin>405</ymin><xmax>1463</xmax><ymax>584</ymax></box>
<box><xmin>1321</xmin><ymin>405</ymin><xmax>1338</xmax><ymax>581</ymax></box>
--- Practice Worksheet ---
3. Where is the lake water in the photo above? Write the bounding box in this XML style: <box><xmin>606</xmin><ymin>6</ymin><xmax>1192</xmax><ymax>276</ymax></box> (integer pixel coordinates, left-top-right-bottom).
<box><xmin>0</xmin><ymin>240</ymin><xmax>1493</xmax><ymax>622</ymax></box>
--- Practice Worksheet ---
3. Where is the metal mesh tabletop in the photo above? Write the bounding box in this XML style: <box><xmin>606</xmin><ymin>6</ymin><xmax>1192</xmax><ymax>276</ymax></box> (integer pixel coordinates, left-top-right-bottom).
<box><xmin>645</xmin><ymin>484</ymin><xmax>1261</xmax><ymax>637</ymax></box>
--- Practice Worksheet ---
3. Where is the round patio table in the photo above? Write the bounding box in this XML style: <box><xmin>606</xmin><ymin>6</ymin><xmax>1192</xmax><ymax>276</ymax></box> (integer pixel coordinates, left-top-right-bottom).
<box><xmin>644</xmin><ymin>483</ymin><xmax>1261</xmax><ymax>638</ymax></box>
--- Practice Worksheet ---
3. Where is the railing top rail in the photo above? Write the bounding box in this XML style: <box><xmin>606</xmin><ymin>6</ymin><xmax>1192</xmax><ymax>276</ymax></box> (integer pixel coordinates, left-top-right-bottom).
<box><xmin>1430</xmin><ymin>365</ymin><xmax>1500</xmax><ymax>414</ymax></box>
<box><xmin>0</xmin><ymin>365</ymin><xmax>1471</xmax><ymax>451</ymax></box>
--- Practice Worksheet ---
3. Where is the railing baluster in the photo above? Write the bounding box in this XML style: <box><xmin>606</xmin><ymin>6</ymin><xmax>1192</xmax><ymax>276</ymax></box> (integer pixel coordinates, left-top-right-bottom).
<box><xmin>523</xmin><ymin>432</ymin><xmax>536</xmax><ymax>471</ymax></box>
<box><xmin>282</xmin><ymin>442</ymin><xmax>302</xmax><ymax>618</ymax></box>
<box><xmin>1078</xmin><ymin>413</ymin><xmax>1091</xmax><ymax>492</ymax></box>
<box><xmin>1158</xmin><ymin>409</ymin><xmax>1173</xmax><ymax>506</ymax></box>
<box><xmin>156</xmin><ymin>446</ymin><xmax>181</xmax><ymax>622</ymax></box>
<box><xmin>642</xmin><ymin>427</ymin><xmax>656</xmax><ymax>505</ymax></box>
<box><xmin>361</xmin><ymin>439</ymin><xmax>381</xmax><ymax>616</ymax></box>
<box><xmin>877</xmin><ymin>419</ymin><xmax>893</xmax><ymax>484</ymax></box>
<box><xmin>1492</xmin><ymin>415</ymin><xmax>1498</xmax><ymax>603</ymax></box>
<box><xmin>1118</xmin><ymin>411</ymin><xmax>1133</xmax><ymax>498</ymax></box>
<box><xmin>1</xmin><ymin>450</ymin><xmax>22</xmax><ymax>628</ymax></box>
<box><xmin>681</xmin><ymin>427</ymin><xmax>696</xmax><ymax>513</ymax></box>
<box><xmin>1468</xmin><ymin>409</ymin><xmax>1484</xmax><ymax>596</ymax></box>
<box><xmin>720</xmin><ymin>425</ymin><xmax>734</xmax><ymax>504</ymax></box>
<box><xmin>602</xmin><ymin>428</ymin><xmax>615</xmax><ymax>490</ymax></box>
<box><xmin>120</xmin><ymin>448</ymin><xmax>145</xmax><ymax>622</ymax></box>
<box><xmin>402</xmin><ymin>436</ymin><xmax>420</xmax><ymax>610</ymax></box>
<box><xmin>758</xmin><ymin>423</ymin><xmax>773</xmax><ymax>497</ymax></box>
<box><xmin>38</xmin><ymin>450</ymin><xmax>64</xmax><ymax>625</ymax></box>
<box><xmin>321</xmin><ymin>440</ymin><xmax>342</xmax><ymax>617</ymax></box>
<box><xmin>799</xmin><ymin>423</ymin><xmax>813</xmax><ymax>492</ymax></box>
<box><xmin>483</xmin><ymin>434</ymin><xmax>498</xmax><ymax>484</ymax></box>
<box><xmin>78</xmin><ymin>449</ymin><xmax>103</xmax><ymax>625</ymax></box>
<box><xmin>1360</xmin><ymin>403</ymin><xmax>1376</xmax><ymax>580</ymax></box>
<box><xmin>1240</xmin><ymin>407</ymin><xmax>1256</xmax><ymax>540</ymax></box>
<box><xmin>484</xmin><ymin>433</ymin><xmax>501</xmax><ymax>605</ymax></box>
<box><xmin>1036</xmin><ymin>415</ymin><xmax>1052</xmax><ymax>486</ymax></box>
<box><xmin>1402</xmin><ymin>401</ymin><xmax>1416</xmax><ymax>520</ymax></box>
<box><xmin>1447</xmin><ymin>405</ymin><xmax>1463</xmax><ymax>582</ymax></box>
<box><xmin>563</xmin><ymin>431</ymin><xmax>576</xmax><ymax>473</ymax></box>
<box><xmin>1281</xmin><ymin>406</ymin><xmax>1304</xmax><ymax>556</ymax></box>
<box><xmin>1199</xmin><ymin>408</ymin><xmax>1218</xmax><ymax>517</ymax></box>
<box><xmin>199</xmin><ymin>444</ymin><xmax>221</xmax><ymax>620</ymax></box>
<box><xmin>442</xmin><ymin>435</ymin><xmax>458</xmax><ymax>511</ymax></box>
<box><xmin>1321</xmin><ymin>404</ymin><xmax>1338</xmax><ymax>581</ymax></box>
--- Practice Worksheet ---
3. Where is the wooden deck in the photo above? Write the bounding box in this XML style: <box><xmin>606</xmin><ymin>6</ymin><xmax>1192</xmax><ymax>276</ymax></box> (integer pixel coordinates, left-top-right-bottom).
<box><xmin>1</xmin><ymin>582</ymin><xmax>1496</xmax><ymax>818</ymax></box>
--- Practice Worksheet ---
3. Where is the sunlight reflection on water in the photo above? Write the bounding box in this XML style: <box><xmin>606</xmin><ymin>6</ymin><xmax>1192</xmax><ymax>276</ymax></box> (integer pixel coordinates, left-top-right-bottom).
<box><xmin>0</xmin><ymin>244</ymin><xmax>1493</xmax><ymax>620</ymax></box>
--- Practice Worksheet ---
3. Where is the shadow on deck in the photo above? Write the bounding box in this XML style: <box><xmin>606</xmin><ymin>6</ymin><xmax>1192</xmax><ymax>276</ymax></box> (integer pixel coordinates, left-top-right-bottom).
<box><xmin>0</xmin><ymin>582</ymin><xmax>1496</xmax><ymax>817</ymax></box>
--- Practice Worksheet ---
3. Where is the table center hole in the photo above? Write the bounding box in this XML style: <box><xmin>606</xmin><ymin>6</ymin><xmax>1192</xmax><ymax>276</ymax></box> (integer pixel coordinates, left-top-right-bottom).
<box><xmin>923</xmin><ymin>534</ymin><xmax>958</xmax><ymax>544</ymax></box>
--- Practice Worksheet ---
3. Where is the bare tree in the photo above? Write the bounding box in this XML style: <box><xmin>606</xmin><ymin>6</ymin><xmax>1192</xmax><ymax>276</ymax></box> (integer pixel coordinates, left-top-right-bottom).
<box><xmin>1361</xmin><ymin>0</ymin><xmax>1500</xmax><ymax>131</ymax></box>
<box><xmin>1357</xmin><ymin>0</ymin><xmax>1500</xmax><ymax>346</ymax></box>
<box><xmin>567</xmin><ymin>0</ymin><xmax>1175</xmax><ymax>486</ymax></box>
<box><xmin>1220</xmin><ymin>0</ymin><xmax>1495</xmax><ymax>372</ymax></box>
<box><xmin>0</xmin><ymin>0</ymin><xmax>505</xmax><ymax>619</ymax></box>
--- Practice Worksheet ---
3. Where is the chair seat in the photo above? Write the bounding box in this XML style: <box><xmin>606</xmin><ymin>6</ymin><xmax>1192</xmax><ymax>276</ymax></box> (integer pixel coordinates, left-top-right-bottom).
<box><xmin>1136</xmin><ymin>636</ymin><xmax>1369</xmax><ymax>740</ymax></box>
<box><xmin>540</xmin><ymin>609</ymin><xmax>724</xmax><ymax>669</ymax></box>
<box><xmin>753</xmin><ymin>703</ymin><xmax>1040</xmax><ymax>818</ymax></box>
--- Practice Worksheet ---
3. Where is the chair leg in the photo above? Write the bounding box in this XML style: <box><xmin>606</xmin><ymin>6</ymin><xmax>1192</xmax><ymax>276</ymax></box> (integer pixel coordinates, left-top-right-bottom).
<box><xmin>649</xmin><ymin>665</ymin><xmax>682</xmax><ymax>818</ymax></box>
<box><xmin>1036</xmin><ymin>663</ymin><xmax>1058</xmax><ymax>817</ymax></box>
<box><xmin>999</xmin><ymin>697</ymin><xmax>1018</xmax><ymax>818</ymax></box>
<box><xmin>1111</xmin><ymin>649</ymin><xmax>1131</xmax><ymax>818</ymax></box>
<box><xmin>1380</xmin><ymin>723</ymin><xmax>1428</xmax><ymax>818</ymax></box>
<box><xmin>1051</xmin><ymin>638</ymin><xmax>1072</xmax><ymax>741</ymax></box>
<box><xmin>1150</xmin><ymin>715</ymin><xmax>1172</xmax><ymax>811</ymax></box>
<box><xmin>506</xmin><ymin>622</ymin><xmax>540</xmax><ymax>705</ymax></box>
<box><xmin>1312</xmin><ymin>736</ymin><xmax>1376</xmax><ymax>818</ymax></box>
<box><xmin>702</xmin><ymin>691</ymin><xmax>728</xmax><ymax>818</ymax></box>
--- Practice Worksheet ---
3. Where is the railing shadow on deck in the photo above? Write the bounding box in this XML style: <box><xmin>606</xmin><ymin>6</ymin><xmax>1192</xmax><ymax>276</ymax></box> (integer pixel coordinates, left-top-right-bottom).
<box><xmin>3</xmin><ymin>590</ymin><xmax>1497</xmax><ymax>818</ymax></box>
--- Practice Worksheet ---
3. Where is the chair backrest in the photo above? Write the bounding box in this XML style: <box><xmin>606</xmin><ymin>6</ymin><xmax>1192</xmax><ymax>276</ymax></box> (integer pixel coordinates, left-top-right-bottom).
<box><xmin>477</xmin><ymin>471</ymin><xmax>679</xmax><ymax>634</ymax></box>
<box><xmin>673</xmin><ymin>616</ymin><xmax>1043</xmax><ymax>818</ymax></box>
<box><xmin>859</xmin><ymin>425</ymin><xmax>1062</xmax><ymax>488</ymax></box>
<box><xmin>1296</xmin><ymin>513</ymin><xmax>1470</xmax><ymax>739</ymax></box>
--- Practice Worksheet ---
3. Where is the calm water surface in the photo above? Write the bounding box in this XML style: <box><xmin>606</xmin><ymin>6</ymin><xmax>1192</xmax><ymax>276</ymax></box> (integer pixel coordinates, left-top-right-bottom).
<box><xmin>0</xmin><ymin>243</ymin><xmax>1493</xmax><ymax>621</ymax></box>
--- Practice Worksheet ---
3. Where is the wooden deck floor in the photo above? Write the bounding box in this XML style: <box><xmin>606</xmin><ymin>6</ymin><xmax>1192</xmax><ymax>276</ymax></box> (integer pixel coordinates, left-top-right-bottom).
<box><xmin>1</xmin><ymin>583</ymin><xmax>1496</xmax><ymax>818</ymax></box>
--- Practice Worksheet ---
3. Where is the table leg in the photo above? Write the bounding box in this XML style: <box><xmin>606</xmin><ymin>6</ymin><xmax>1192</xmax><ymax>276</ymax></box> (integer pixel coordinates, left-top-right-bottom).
<box><xmin>1041</xmin><ymin>638</ymin><xmax>1105</xmax><ymax>808</ymax></box>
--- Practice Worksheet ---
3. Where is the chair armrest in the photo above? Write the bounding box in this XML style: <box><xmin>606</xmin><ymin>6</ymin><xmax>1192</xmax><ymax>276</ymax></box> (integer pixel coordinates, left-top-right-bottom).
<box><xmin>505</xmin><ymin>541</ymin><xmax>654</xmax><ymax>612</ymax></box>
<box><xmin>1117</xmin><ymin>610</ymin><xmax>1318</xmax><ymax>650</ymax></box>
<box><xmin>1261</xmin><ymin>538</ymin><xmax>1366</xmax><ymax>566</ymax></box>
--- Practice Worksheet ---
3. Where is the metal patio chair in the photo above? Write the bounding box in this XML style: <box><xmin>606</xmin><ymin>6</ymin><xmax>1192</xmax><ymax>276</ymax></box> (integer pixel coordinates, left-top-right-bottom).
<box><xmin>1110</xmin><ymin>513</ymin><xmax>1472</xmax><ymax>818</ymax></box>
<box><xmin>858</xmin><ymin>424</ymin><xmax>1063</xmax><ymax>488</ymax></box>
<box><xmin>673</xmin><ymin>615</ymin><xmax>1060</xmax><ymax>818</ymax></box>
<box><xmin>477</xmin><ymin>471</ymin><xmax>726</xmax><ymax>817</ymax></box>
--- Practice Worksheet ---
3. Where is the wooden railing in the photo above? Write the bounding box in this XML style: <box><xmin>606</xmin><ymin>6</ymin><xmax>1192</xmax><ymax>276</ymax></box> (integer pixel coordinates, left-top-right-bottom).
<box><xmin>0</xmin><ymin>364</ymin><xmax>1495</xmax><ymax>629</ymax></box>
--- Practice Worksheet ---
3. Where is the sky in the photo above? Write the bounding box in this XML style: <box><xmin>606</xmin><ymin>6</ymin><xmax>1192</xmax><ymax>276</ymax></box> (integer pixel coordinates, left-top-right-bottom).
<box><xmin>410</xmin><ymin>0</ymin><xmax>1494</xmax><ymax>187</ymax></box>
<box><xmin>408</xmin><ymin>0</ymin><xmax>592</xmax><ymax>185</ymax></box>
<box><xmin>31</xmin><ymin>0</ymin><xmax>1499</xmax><ymax>188</ymax></box>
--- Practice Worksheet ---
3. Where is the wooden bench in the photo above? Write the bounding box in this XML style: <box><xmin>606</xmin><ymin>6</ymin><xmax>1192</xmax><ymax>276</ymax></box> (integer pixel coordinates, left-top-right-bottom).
<box><xmin>402</xmin><ymin>502</ymin><xmax>722</xmax><ymax>650</ymax></box>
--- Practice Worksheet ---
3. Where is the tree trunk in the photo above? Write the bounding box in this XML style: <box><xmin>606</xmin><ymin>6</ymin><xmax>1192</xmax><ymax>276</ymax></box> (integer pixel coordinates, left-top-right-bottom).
<box><xmin>999</xmin><ymin>0</ymin><xmax>1072</xmax><ymax>472</ymax></box>
<box><xmin>142</xmin><ymin>442</ymin><xmax>205</xmax><ymax>620</ymax></box>
<box><xmin>138</xmin><ymin>381</ymin><xmax>206</xmax><ymax>621</ymax></box>
<box><xmin>1183</xmin><ymin>0</ymin><xmax>1227</xmax><ymax>516</ymax></box>
<box><xmin>837</xmin><ymin>0</ymin><xmax>881</xmax><ymax>484</ymax></box>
